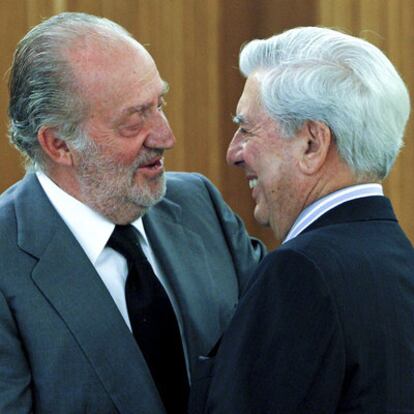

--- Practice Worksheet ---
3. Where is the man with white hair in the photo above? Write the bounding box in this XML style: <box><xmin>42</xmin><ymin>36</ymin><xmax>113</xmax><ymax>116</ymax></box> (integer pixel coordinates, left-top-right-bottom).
<box><xmin>0</xmin><ymin>12</ymin><xmax>265</xmax><ymax>413</ymax></box>
<box><xmin>190</xmin><ymin>27</ymin><xmax>414</xmax><ymax>413</ymax></box>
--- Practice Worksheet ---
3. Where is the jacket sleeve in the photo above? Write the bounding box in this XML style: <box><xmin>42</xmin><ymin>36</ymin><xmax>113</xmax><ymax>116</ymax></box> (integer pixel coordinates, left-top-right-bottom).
<box><xmin>194</xmin><ymin>173</ymin><xmax>267</xmax><ymax>294</ymax></box>
<box><xmin>0</xmin><ymin>288</ymin><xmax>33</xmax><ymax>413</ymax></box>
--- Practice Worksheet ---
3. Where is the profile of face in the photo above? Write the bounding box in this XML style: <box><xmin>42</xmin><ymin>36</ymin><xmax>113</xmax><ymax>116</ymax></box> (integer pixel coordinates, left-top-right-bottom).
<box><xmin>69</xmin><ymin>35</ymin><xmax>175</xmax><ymax>224</ymax></box>
<box><xmin>227</xmin><ymin>75</ymin><xmax>305</xmax><ymax>240</ymax></box>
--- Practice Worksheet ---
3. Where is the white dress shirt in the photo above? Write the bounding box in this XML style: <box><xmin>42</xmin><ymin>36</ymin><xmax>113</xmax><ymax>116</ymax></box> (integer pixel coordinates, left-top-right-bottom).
<box><xmin>36</xmin><ymin>171</ymin><xmax>188</xmax><ymax>366</ymax></box>
<box><xmin>284</xmin><ymin>183</ymin><xmax>384</xmax><ymax>243</ymax></box>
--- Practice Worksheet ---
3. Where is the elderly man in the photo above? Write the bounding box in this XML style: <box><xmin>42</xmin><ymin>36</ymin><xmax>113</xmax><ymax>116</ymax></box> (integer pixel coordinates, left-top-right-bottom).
<box><xmin>190</xmin><ymin>27</ymin><xmax>414</xmax><ymax>413</ymax></box>
<box><xmin>0</xmin><ymin>12</ymin><xmax>265</xmax><ymax>414</ymax></box>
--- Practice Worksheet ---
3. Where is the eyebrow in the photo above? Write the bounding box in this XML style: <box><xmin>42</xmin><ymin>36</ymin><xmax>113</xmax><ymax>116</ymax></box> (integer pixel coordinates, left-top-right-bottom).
<box><xmin>162</xmin><ymin>81</ymin><xmax>170</xmax><ymax>95</ymax></box>
<box><xmin>120</xmin><ymin>81</ymin><xmax>170</xmax><ymax>118</ymax></box>
<box><xmin>233</xmin><ymin>114</ymin><xmax>248</xmax><ymax>125</ymax></box>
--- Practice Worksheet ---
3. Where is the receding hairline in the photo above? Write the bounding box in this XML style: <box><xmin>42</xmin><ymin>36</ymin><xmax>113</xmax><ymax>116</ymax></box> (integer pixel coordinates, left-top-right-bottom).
<box><xmin>62</xmin><ymin>30</ymin><xmax>154</xmax><ymax>103</ymax></box>
<box><xmin>61</xmin><ymin>23</ymin><xmax>147</xmax><ymax>63</ymax></box>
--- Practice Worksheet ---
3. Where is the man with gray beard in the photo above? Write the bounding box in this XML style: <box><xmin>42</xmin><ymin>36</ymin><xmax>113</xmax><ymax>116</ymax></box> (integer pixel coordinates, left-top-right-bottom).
<box><xmin>0</xmin><ymin>12</ymin><xmax>265</xmax><ymax>414</ymax></box>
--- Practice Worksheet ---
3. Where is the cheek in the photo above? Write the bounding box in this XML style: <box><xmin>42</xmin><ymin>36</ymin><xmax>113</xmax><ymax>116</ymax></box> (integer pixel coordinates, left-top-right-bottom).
<box><xmin>87</xmin><ymin>124</ymin><xmax>146</xmax><ymax>164</ymax></box>
<box><xmin>263</xmin><ymin>161</ymin><xmax>298</xmax><ymax>213</ymax></box>
<box><xmin>260</xmin><ymin>174</ymin><xmax>279</xmax><ymax>206</ymax></box>
<box><xmin>104</xmin><ymin>138</ymin><xmax>146</xmax><ymax>165</ymax></box>
<box><xmin>243</xmin><ymin>143</ymin><xmax>266</xmax><ymax>169</ymax></box>
<box><xmin>247</xmin><ymin>148</ymin><xmax>280</xmax><ymax>180</ymax></box>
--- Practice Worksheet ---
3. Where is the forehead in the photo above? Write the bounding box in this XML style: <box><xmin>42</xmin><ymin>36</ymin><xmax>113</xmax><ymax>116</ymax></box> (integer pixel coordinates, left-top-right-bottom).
<box><xmin>236</xmin><ymin>74</ymin><xmax>267</xmax><ymax>122</ymax></box>
<box><xmin>69</xmin><ymin>36</ymin><xmax>164</xmax><ymax>112</ymax></box>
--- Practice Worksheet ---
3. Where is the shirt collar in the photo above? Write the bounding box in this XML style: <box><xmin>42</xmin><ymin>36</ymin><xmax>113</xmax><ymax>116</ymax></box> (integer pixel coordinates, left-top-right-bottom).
<box><xmin>283</xmin><ymin>183</ymin><xmax>384</xmax><ymax>243</ymax></box>
<box><xmin>36</xmin><ymin>171</ymin><xmax>149</xmax><ymax>265</ymax></box>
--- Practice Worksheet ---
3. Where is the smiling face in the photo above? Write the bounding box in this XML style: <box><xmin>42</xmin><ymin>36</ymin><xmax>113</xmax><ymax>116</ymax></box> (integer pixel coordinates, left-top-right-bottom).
<box><xmin>66</xmin><ymin>35</ymin><xmax>175</xmax><ymax>223</ymax></box>
<box><xmin>227</xmin><ymin>75</ymin><xmax>307</xmax><ymax>240</ymax></box>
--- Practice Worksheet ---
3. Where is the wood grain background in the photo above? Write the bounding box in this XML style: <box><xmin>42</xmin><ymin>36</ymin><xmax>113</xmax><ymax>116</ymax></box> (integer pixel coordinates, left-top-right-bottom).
<box><xmin>0</xmin><ymin>0</ymin><xmax>413</xmax><ymax>249</ymax></box>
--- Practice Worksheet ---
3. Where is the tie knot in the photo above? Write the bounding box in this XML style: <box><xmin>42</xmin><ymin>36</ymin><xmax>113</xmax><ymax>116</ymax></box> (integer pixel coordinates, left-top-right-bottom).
<box><xmin>107</xmin><ymin>224</ymin><xmax>145</xmax><ymax>264</ymax></box>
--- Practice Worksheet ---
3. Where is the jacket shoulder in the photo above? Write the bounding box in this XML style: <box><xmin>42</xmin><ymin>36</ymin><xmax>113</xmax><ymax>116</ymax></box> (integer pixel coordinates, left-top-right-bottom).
<box><xmin>164</xmin><ymin>172</ymin><xmax>220</xmax><ymax>205</ymax></box>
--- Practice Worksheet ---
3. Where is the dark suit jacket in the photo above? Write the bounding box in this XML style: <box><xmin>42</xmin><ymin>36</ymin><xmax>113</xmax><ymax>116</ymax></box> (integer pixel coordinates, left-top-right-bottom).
<box><xmin>0</xmin><ymin>172</ymin><xmax>265</xmax><ymax>414</ymax></box>
<box><xmin>190</xmin><ymin>196</ymin><xmax>414</xmax><ymax>414</ymax></box>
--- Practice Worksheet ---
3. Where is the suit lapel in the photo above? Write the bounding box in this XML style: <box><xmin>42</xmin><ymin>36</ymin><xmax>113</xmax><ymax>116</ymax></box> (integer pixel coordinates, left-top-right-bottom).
<box><xmin>15</xmin><ymin>174</ymin><xmax>166</xmax><ymax>414</ymax></box>
<box><xmin>143</xmin><ymin>199</ymin><xmax>221</xmax><ymax>373</ymax></box>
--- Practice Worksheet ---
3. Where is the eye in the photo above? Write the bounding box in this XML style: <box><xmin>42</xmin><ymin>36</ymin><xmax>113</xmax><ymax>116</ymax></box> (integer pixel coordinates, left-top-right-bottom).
<box><xmin>238</xmin><ymin>126</ymin><xmax>251</xmax><ymax>136</ymax></box>
<box><xmin>157</xmin><ymin>97</ymin><xmax>167</xmax><ymax>111</ymax></box>
<box><xmin>118</xmin><ymin>118</ymin><xmax>144</xmax><ymax>137</ymax></box>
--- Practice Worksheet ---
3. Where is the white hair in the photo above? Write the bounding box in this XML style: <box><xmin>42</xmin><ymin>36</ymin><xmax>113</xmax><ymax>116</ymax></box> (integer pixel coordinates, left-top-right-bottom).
<box><xmin>239</xmin><ymin>26</ymin><xmax>410</xmax><ymax>179</ymax></box>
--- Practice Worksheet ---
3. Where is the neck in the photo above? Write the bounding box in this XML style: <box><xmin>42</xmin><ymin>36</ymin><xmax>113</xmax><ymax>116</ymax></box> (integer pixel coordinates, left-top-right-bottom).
<box><xmin>273</xmin><ymin>157</ymin><xmax>360</xmax><ymax>242</ymax></box>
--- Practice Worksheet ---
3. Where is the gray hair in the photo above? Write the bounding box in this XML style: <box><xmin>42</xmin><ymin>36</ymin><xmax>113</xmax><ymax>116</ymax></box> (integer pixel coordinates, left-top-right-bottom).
<box><xmin>8</xmin><ymin>12</ymin><xmax>133</xmax><ymax>171</ymax></box>
<box><xmin>239</xmin><ymin>27</ymin><xmax>410</xmax><ymax>180</ymax></box>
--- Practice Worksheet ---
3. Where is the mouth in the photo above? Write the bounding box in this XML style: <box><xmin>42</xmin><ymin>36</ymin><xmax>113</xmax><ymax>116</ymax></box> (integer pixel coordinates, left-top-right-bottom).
<box><xmin>139</xmin><ymin>157</ymin><xmax>163</xmax><ymax>169</ymax></box>
<box><xmin>248</xmin><ymin>178</ymin><xmax>258</xmax><ymax>189</ymax></box>
<box><xmin>136</xmin><ymin>157</ymin><xmax>165</xmax><ymax>177</ymax></box>
<box><xmin>247</xmin><ymin>172</ymin><xmax>258</xmax><ymax>189</ymax></box>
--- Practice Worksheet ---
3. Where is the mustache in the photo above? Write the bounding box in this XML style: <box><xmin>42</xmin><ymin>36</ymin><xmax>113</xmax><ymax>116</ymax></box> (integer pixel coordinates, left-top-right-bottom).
<box><xmin>134</xmin><ymin>148</ymin><xmax>164</xmax><ymax>169</ymax></box>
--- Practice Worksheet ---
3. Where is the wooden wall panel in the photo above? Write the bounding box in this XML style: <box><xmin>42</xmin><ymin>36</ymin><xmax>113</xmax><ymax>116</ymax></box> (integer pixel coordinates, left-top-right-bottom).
<box><xmin>318</xmin><ymin>0</ymin><xmax>414</xmax><ymax>242</ymax></box>
<box><xmin>0</xmin><ymin>0</ymin><xmax>319</xmax><ymax>249</ymax></box>
<box><xmin>0</xmin><ymin>2</ymin><xmax>36</xmax><ymax>189</ymax></box>
<box><xmin>10</xmin><ymin>2</ymin><xmax>413</xmax><ymax>247</ymax></box>
<box><xmin>0</xmin><ymin>0</ymin><xmax>222</xmax><ymax>185</ymax></box>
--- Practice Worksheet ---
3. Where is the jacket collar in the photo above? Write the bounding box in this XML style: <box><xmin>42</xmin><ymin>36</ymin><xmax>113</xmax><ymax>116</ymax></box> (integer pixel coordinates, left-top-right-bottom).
<box><xmin>302</xmin><ymin>196</ymin><xmax>396</xmax><ymax>235</ymax></box>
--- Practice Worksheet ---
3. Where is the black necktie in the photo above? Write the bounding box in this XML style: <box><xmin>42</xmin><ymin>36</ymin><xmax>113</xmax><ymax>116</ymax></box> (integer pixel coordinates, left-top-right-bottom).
<box><xmin>107</xmin><ymin>224</ymin><xmax>189</xmax><ymax>413</ymax></box>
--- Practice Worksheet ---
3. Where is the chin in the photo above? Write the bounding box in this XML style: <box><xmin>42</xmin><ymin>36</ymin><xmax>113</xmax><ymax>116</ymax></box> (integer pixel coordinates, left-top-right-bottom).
<box><xmin>253</xmin><ymin>206</ymin><xmax>270</xmax><ymax>228</ymax></box>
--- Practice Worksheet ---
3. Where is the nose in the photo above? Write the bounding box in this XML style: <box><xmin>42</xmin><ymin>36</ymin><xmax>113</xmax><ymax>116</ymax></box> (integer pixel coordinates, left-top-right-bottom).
<box><xmin>144</xmin><ymin>111</ymin><xmax>176</xmax><ymax>150</ymax></box>
<box><xmin>226</xmin><ymin>131</ymin><xmax>245</xmax><ymax>167</ymax></box>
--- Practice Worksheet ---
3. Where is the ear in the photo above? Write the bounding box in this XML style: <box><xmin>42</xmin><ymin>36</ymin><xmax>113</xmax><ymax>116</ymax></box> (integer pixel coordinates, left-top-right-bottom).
<box><xmin>298</xmin><ymin>120</ymin><xmax>332</xmax><ymax>175</ymax></box>
<box><xmin>37</xmin><ymin>126</ymin><xmax>73</xmax><ymax>167</ymax></box>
